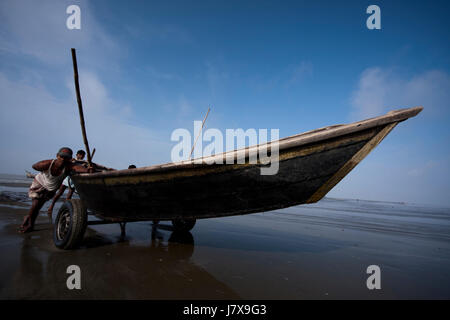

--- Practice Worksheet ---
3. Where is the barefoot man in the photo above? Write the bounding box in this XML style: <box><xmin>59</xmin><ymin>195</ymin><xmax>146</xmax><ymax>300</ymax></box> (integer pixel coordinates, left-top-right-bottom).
<box><xmin>19</xmin><ymin>147</ymin><xmax>92</xmax><ymax>233</ymax></box>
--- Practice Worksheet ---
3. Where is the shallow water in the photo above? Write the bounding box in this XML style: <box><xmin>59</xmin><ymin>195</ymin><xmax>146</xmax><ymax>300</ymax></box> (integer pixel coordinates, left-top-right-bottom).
<box><xmin>0</xmin><ymin>173</ymin><xmax>449</xmax><ymax>299</ymax></box>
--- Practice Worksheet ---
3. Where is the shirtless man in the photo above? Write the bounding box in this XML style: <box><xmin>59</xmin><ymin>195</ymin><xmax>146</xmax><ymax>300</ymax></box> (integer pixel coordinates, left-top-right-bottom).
<box><xmin>46</xmin><ymin>149</ymin><xmax>86</xmax><ymax>217</ymax></box>
<box><xmin>19</xmin><ymin>147</ymin><xmax>93</xmax><ymax>233</ymax></box>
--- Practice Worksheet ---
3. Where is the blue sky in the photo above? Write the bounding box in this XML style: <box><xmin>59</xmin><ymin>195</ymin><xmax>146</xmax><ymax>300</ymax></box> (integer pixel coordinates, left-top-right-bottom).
<box><xmin>0</xmin><ymin>0</ymin><xmax>449</xmax><ymax>205</ymax></box>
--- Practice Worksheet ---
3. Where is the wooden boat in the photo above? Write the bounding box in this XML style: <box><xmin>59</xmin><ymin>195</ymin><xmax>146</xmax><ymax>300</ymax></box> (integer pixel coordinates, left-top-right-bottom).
<box><xmin>55</xmin><ymin>106</ymin><xmax>422</xmax><ymax>249</ymax></box>
<box><xmin>73</xmin><ymin>106</ymin><xmax>422</xmax><ymax>220</ymax></box>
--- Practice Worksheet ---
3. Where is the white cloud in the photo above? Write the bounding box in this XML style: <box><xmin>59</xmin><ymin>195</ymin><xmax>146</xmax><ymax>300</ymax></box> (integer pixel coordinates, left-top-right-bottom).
<box><xmin>332</xmin><ymin>67</ymin><xmax>450</xmax><ymax>205</ymax></box>
<box><xmin>0</xmin><ymin>0</ymin><xmax>119</xmax><ymax>67</ymax></box>
<box><xmin>0</xmin><ymin>0</ymin><xmax>176</xmax><ymax>174</ymax></box>
<box><xmin>0</xmin><ymin>70</ymin><xmax>172</xmax><ymax>174</ymax></box>
<box><xmin>350</xmin><ymin>67</ymin><xmax>450</xmax><ymax>120</ymax></box>
<box><xmin>350</xmin><ymin>68</ymin><xmax>390</xmax><ymax>119</ymax></box>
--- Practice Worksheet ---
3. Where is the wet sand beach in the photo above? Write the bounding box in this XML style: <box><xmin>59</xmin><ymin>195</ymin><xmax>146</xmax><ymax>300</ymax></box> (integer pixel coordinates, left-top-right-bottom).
<box><xmin>1</xmin><ymin>174</ymin><xmax>449</xmax><ymax>299</ymax></box>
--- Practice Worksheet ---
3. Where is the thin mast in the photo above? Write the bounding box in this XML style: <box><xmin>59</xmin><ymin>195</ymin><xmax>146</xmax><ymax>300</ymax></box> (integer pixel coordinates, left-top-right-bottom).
<box><xmin>189</xmin><ymin>107</ymin><xmax>211</xmax><ymax>160</ymax></box>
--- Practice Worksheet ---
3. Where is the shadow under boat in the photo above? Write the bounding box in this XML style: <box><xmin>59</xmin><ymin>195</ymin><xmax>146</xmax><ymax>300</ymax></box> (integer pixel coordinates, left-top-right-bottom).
<box><xmin>3</xmin><ymin>225</ymin><xmax>239</xmax><ymax>299</ymax></box>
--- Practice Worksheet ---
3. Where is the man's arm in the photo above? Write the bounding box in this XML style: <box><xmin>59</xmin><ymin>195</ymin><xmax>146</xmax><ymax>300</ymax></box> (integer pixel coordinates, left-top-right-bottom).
<box><xmin>32</xmin><ymin>160</ymin><xmax>52</xmax><ymax>172</ymax></box>
<box><xmin>70</xmin><ymin>163</ymin><xmax>94</xmax><ymax>174</ymax></box>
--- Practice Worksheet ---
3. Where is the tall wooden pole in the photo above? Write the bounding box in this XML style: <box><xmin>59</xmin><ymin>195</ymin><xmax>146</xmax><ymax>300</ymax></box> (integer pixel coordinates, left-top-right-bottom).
<box><xmin>71</xmin><ymin>48</ymin><xmax>92</xmax><ymax>166</ymax></box>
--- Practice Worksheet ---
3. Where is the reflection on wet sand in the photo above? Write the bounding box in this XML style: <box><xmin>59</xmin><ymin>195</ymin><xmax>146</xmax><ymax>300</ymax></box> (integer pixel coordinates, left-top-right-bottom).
<box><xmin>1</xmin><ymin>212</ymin><xmax>240</xmax><ymax>299</ymax></box>
<box><xmin>1</xmin><ymin>191</ymin><xmax>450</xmax><ymax>299</ymax></box>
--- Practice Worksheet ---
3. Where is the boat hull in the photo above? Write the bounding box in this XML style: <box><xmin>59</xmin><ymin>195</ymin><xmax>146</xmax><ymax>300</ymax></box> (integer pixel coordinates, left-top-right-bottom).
<box><xmin>72</xmin><ymin>122</ymin><xmax>399</xmax><ymax>222</ymax></box>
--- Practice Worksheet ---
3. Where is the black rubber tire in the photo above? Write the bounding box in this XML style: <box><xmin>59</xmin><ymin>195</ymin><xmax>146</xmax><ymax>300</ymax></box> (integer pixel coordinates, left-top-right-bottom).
<box><xmin>53</xmin><ymin>199</ymin><xmax>87</xmax><ymax>250</ymax></box>
<box><xmin>171</xmin><ymin>218</ymin><xmax>196</xmax><ymax>232</ymax></box>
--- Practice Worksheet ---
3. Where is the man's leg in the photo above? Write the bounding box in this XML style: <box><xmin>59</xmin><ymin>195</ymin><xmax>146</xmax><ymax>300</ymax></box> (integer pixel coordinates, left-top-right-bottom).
<box><xmin>20</xmin><ymin>198</ymin><xmax>46</xmax><ymax>233</ymax></box>
<box><xmin>66</xmin><ymin>186</ymin><xmax>74</xmax><ymax>200</ymax></box>
<box><xmin>47</xmin><ymin>185</ymin><xmax>67</xmax><ymax>216</ymax></box>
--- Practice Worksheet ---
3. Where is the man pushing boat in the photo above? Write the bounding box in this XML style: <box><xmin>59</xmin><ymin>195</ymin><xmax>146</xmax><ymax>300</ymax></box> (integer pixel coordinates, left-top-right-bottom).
<box><xmin>46</xmin><ymin>149</ymin><xmax>114</xmax><ymax>217</ymax></box>
<box><xmin>19</xmin><ymin>147</ymin><xmax>93</xmax><ymax>233</ymax></box>
<box><xmin>46</xmin><ymin>149</ymin><xmax>86</xmax><ymax>217</ymax></box>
